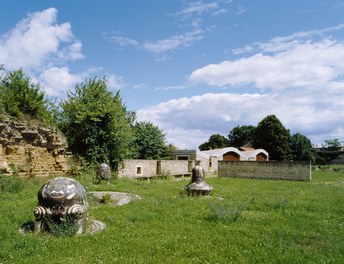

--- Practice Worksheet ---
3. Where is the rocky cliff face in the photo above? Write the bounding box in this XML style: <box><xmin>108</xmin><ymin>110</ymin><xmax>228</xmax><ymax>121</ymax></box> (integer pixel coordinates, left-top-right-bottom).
<box><xmin>0</xmin><ymin>116</ymin><xmax>71</xmax><ymax>176</ymax></box>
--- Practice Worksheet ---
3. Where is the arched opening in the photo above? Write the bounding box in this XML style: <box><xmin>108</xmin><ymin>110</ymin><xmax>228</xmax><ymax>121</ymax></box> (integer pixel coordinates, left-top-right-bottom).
<box><xmin>256</xmin><ymin>153</ymin><xmax>268</xmax><ymax>161</ymax></box>
<box><xmin>223</xmin><ymin>151</ymin><xmax>240</xmax><ymax>161</ymax></box>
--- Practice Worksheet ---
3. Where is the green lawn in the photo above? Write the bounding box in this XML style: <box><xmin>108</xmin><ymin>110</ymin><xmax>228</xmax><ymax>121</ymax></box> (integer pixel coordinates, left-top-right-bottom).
<box><xmin>0</xmin><ymin>170</ymin><xmax>343</xmax><ymax>263</ymax></box>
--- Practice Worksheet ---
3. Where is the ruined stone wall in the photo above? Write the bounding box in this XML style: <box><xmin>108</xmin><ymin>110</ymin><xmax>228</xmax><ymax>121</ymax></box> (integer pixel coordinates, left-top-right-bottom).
<box><xmin>159</xmin><ymin>160</ymin><xmax>193</xmax><ymax>176</ymax></box>
<box><xmin>118</xmin><ymin>159</ymin><xmax>192</xmax><ymax>178</ymax></box>
<box><xmin>0</xmin><ymin>117</ymin><xmax>70</xmax><ymax>176</ymax></box>
<box><xmin>118</xmin><ymin>159</ymin><xmax>158</xmax><ymax>178</ymax></box>
<box><xmin>218</xmin><ymin>161</ymin><xmax>311</xmax><ymax>181</ymax></box>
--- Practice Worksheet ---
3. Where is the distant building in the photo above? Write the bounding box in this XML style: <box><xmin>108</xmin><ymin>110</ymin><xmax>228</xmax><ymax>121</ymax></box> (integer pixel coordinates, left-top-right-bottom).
<box><xmin>171</xmin><ymin>147</ymin><xmax>269</xmax><ymax>175</ymax></box>
<box><xmin>119</xmin><ymin>147</ymin><xmax>269</xmax><ymax>179</ymax></box>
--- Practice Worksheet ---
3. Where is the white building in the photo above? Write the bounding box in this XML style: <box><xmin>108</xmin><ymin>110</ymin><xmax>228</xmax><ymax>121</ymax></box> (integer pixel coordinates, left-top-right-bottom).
<box><xmin>171</xmin><ymin>147</ymin><xmax>269</xmax><ymax>175</ymax></box>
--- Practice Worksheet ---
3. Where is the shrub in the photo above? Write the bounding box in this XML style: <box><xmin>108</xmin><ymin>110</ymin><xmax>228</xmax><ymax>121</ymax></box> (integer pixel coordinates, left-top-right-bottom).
<box><xmin>208</xmin><ymin>201</ymin><xmax>245</xmax><ymax>223</ymax></box>
<box><xmin>0</xmin><ymin>68</ymin><xmax>55</xmax><ymax>125</ymax></box>
<box><xmin>46</xmin><ymin>216</ymin><xmax>80</xmax><ymax>237</ymax></box>
<box><xmin>0</xmin><ymin>174</ymin><xmax>23</xmax><ymax>193</ymax></box>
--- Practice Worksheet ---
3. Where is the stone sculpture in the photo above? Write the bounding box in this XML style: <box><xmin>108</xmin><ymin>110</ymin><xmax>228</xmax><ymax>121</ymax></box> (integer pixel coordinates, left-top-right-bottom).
<box><xmin>95</xmin><ymin>163</ymin><xmax>111</xmax><ymax>183</ymax></box>
<box><xmin>185</xmin><ymin>161</ymin><xmax>213</xmax><ymax>196</ymax></box>
<box><xmin>34</xmin><ymin>177</ymin><xmax>88</xmax><ymax>235</ymax></box>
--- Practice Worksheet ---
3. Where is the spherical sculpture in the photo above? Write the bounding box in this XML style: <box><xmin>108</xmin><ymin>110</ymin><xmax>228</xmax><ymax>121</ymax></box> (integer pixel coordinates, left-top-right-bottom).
<box><xmin>34</xmin><ymin>177</ymin><xmax>88</xmax><ymax>235</ymax></box>
<box><xmin>96</xmin><ymin>163</ymin><xmax>111</xmax><ymax>181</ymax></box>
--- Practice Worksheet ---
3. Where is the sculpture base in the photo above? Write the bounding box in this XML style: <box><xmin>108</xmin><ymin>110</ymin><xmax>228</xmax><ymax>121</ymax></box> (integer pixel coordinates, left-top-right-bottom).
<box><xmin>185</xmin><ymin>181</ymin><xmax>213</xmax><ymax>196</ymax></box>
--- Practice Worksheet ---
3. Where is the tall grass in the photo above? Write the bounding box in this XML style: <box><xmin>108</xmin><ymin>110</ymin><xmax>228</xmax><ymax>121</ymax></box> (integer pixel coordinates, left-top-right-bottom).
<box><xmin>0</xmin><ymin>170</ymin><xmax>343</xmax><ymax>263</ymax></box>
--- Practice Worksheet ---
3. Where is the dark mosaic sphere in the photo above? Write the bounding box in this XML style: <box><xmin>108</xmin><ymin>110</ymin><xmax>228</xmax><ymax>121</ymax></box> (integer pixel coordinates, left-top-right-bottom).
<box><xmin>34</xmin><ymin>177</ymin><xmax>88</xmax><ymax>235</ymax></box>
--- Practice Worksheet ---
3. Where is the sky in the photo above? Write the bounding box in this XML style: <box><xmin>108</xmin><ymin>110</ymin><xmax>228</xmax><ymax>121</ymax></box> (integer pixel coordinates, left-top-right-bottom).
<box><xmin>1</xmin><ymin>0</ymin><xmax>344</xmax><ymax>149</ymax></box>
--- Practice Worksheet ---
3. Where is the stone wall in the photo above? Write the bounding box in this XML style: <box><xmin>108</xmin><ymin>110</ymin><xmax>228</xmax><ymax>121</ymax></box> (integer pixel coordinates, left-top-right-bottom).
<box><xmin>159</xmin><ymin>160</ymin><xmax>193</xmax><ymax>176</ymax></box>
<box><xmin>118</xmin><ymin>160</ymin><xmax>157</xmax><ymax>178</ymax></box>
<box><xmin>118</xmin><ymin>159</ymin><xmax>193</xmax><ymax>178</ymax></box>
<box><xmin>0</xmin><ymin>116</ymin><xmax>70</xmax><ymax>176</ymax></box>
<box><xmin>218</xmin><ymin>161</ymin><xmax>311</xmax><ymax>181</ymax></box>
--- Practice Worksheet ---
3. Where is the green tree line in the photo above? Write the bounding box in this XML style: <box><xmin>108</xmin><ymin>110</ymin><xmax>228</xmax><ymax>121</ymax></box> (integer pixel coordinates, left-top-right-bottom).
<box><xmin>199</xmin><ymin>115</ymin><xmax>343</xmax><ymax>163</ymax></box>
<box><xmin>199</xmin><ymin>115</ymin><xmax>315</xmax><ymax>162</ymax></box>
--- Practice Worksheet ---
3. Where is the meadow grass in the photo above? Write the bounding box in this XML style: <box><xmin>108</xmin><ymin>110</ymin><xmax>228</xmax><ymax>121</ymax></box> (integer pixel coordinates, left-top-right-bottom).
<box><xmin>0</xmin><ymin>169</ymin><xmax>343</xmax><ymax>263</ymax></box>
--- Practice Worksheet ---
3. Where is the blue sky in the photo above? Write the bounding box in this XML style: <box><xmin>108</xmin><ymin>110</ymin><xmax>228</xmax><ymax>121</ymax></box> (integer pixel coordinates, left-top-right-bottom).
<box><xmin>1</xmin><ymin>0</ymin><xmax>344</xmax><ymax>149</ymax></box>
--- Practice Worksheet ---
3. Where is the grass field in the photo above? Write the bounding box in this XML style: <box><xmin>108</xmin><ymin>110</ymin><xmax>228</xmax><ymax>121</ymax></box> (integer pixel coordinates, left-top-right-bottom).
<box><xmin>0</xmin><ymin>169</ymin><xmax>343</xmax><ymax>263</ymax></box>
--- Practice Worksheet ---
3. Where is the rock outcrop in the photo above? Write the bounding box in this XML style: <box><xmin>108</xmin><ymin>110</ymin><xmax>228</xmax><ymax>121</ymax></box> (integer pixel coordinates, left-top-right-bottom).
<box><xmin>0</xmin><ymin>116</ymin><xmax>70</xmax><ymax>176</ymax></box>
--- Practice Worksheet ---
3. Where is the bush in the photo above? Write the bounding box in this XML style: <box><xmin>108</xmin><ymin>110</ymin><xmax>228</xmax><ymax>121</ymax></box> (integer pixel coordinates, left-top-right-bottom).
<box><xmin>208</xmin><ymin>201</ymin><xmax>245</xmax><ymax>223</ymax></box>
<box><xmin>0</xmin><ymin>68</ymin><xmax>55</xmax><ymax>125</ymax></box>
<box><xmin>46</xmin><ymin>216</ymin><xmax>80</xmax><ymax>237</ymax></box>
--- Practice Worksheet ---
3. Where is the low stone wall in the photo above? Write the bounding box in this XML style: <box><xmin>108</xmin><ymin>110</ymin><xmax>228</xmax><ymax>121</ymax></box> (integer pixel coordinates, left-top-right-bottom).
<box><xmin>159</xmin><ymin>160</ymin><xmax>193</xmax><ymax>176</ymax></box>
<box><xmin>218</xmin><ymin>161</ymin><xmax>311</xmax><ymax>181</ymax></box>
<box><xmin>118</xmin><ymin>160</ymin><xmax>157</xmax><ymax>178</ymax></box>
<box><xmin>118</xmin><ymin>159</ymin><xmax>193</xmax><ymax>178</ymax></box>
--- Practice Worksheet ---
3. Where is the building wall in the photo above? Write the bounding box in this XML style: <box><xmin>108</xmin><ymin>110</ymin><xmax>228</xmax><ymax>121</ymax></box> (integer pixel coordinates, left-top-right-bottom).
<box><xmin>197</xmin><ymin>155</ymin><xmax>211</xmax><ymax>172</ymax></box>
<box><xmin>171</xmin><ymin>150</ymin><xmax>213</xmax><ymax>173</ymax></box>
<box><xmin>208</xmin><ymin>156</ymin><xmax>219</xmax><ymax>173</ymax></box>
<box><xmin>118</xmin><ymin>160</ymin><xmax>157</xmax><ymax>178</ymax></box>
<box><xmin>171</xmin><ymin>151</ymin><xmax>197</xmax><ymax>161</ymax></box>
<box><xmin>159</xmin><ymin>160</ymin><xmax>193</xmax><ymax>175</ymax></box>
<box><xmin>218</xmin><ymin>161</ymin><xmax>311</xmax><ymax>181</ymax></box>
<box><xmin>118</xmin><ymin>159</ymin><xmax>193</xmax><ymax>178</ymax></box>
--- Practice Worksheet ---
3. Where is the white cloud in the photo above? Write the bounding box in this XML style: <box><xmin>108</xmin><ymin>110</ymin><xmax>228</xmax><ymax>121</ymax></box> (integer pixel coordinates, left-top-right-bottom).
<box><xmin>176</xmin><ymin>1</ymin><xmax>232</xmax><ymax>19</ymax></box>
<box><xmin>58</xmin><ymin>41</ymin><xmax>84</xmax><ymax>61</ymax></box>
<box><xmin>107</xmin><ymin>28</ymin><xmax>206</xmax><ymax>54</ymax></box>
<box><xmin>138</xmin><ymin>25</ymin><xmax>344</xmax><ymax>149</ymax></box>
<box><xmin>108</xmin><ymin>1</ymin><xmax>231</xmax><ymax>55</ymax></box>
<box><xmin>162</xmin><ymin>127</ymin><xmax>211</xmax><ymax>150</ymax></box>
<box><xmin>0</xmin><ymin>8</ymin><xmax>83</xmax><ymax>70</ymax></box>
<box><xmin>143</xmin><ymin>29</ymin><xmax>205</xmax><ymax>53</ymax></box>
<box><xmin>110</xmin><ymin>36</ymin><xmax>139</xmax><ymax>47</ymax></box>
<box><xmin>137</xmin><ymin>90</ymin><xmax>344</xmax><ymax>149</ymax></box>
<box><xmin>190</xmin><ymin>38</ymin><xmax>344</xmax><ymax>90</ymax></box>
<box><xmin>39</xmin><ymin>67</ymin><xmax>82</xmax><ymax>97</ymax></box>
<box><xmin>178</xmin><ymin>2</ymin><xmax>220</xmax><ymax>18</ymax></box>
<box><xmin>106</xmin><ymin>74</ymin><xmax>124</xmax><ymax>91</ymax></box>
<box><xmin>40</xmin><ymin>67</ymin><xmax>124</xmax><ymax>98</ymax></box>
<box><xmin>0</xmin><ymin>8</ymin><xmax>89</xmax><ymax>99</ymax></box>
<box><xmin>233</xmin><ymin>24</ymin><xmax>344</xmax><ymax>55</ymax></box>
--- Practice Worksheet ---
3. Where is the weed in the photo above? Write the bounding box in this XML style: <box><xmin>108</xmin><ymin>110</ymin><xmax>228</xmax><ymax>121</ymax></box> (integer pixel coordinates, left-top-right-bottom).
<box><xmin>0</xmin><ymin>174</ymin><xmax>23</xmax><ymax>193</ymax></box>
<box><xmin>100</xmin><ymin>193</ymin><xmax>112</xmax><ymax>204</ymax></box>
<box><xmin>8</xmin><ymin>163</ymin><xmax>18</xmax><ymax>177</ymax></box>
<box><xmin>208</xmin><ymin>201</ymin><xmax>245</xmax><ymax>223</ymax></box>
<box><xmin>272</xmin><ymin>197</ymin><xmax>290</xmax><ymax>210</ymax></box>
<box><xmin>46</xmin><ymin>216</ymin><xmax>79</xmax><ymax>237</ymax></box>
<box><xmin>155</xmin><ymin>169</ymin><xmax>173</xmax><ymax>180</ymax></box>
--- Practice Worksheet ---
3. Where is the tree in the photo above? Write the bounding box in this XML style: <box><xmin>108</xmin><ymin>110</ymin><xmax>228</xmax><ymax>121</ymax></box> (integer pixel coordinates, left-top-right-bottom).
<box><xmin>132</xmin><ymin>121</ymin><xmax>169</xmax><ymax>160</ymax></box>
<box><xmin>228</xmin><ymin>125</ymin><xmax>256</xmax><ymax>147</ymax></box>
<box><xmin>0</xmin><ymin>68</ymin><xmax>54</xmax><ymax>124</ymax></box>
<box><xmin>60</xmin><ymin>77</ymin><xmax>135</xmax><ymax>168</ymax></box>
<box><xmin>315</xmin><ymin>139</ymin><xmax>343</xmax><ymax>165</ymax></box>
<box><xmin>323</xmin><ymin>139</ymin><xmax>342</xmax><ymax>151</ymax></box>
<box><xmin>253</xmin><ymin>115</ymin><xmax>292</xmax><ymax>160</ymax></box>
<box><xmin>290</xmin><ymin>133</ymin><xmax>314</xmax><ymax>162</ymax></box>
<box><xmin>198</xmin><ymin>141</ymin><xmax>210</xmax><ymax>151</ymax></box>
<box><xmin>198</xmin><ymin>134</ymin><xmax>229</xmax><ymax>150</ymax></box>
